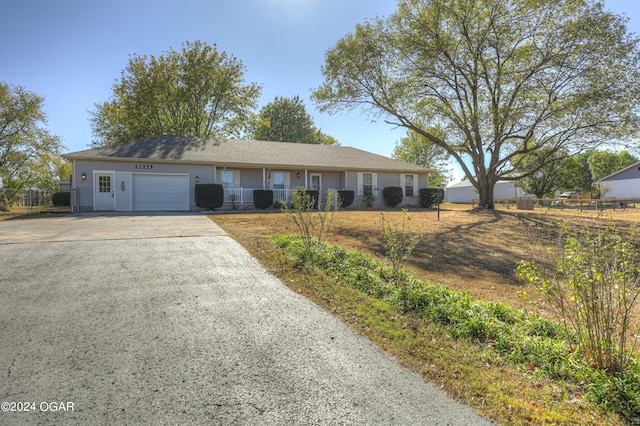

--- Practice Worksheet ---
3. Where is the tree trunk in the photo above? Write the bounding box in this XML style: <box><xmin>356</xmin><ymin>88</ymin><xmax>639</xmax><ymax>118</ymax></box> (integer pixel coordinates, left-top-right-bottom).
<box><xmin>475</xmin><ymin>174</ymin><xmax>495</xmax><ymax>209</ymax></box>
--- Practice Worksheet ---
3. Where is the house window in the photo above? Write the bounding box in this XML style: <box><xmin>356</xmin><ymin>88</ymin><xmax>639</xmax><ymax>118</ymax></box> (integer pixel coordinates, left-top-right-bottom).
<box><xmin>273</xmin><ymin>172</ymin><xmax>285</xmax><ymax>190</ymax></box>
<box><xmin>404</xmin><ymin>174</ymin><xmax>415</xmax><ymax>197</ymax></box>
<box><xmin>220</xmin><ymin>170</ymin><xmax>234</xmax><ymax>188</ymax></box>
<box><xmin>363</xmin><ymin>172</ymin><xmax>373</xmax><ymax>197</ymax></box>
<box><xmin>98</xmin><ymin>175</ymin><xmax>111</xmax><ymax>193</ymax></box>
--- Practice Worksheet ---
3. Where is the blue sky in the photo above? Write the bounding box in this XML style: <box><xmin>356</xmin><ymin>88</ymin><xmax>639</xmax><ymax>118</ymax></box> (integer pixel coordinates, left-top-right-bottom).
<box><xmin>2</xmin><ymin>0</ymin><xmax>638</xmax><ymax>183</ymax></box>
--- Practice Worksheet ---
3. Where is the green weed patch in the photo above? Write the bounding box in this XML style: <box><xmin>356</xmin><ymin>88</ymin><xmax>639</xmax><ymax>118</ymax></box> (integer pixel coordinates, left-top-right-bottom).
<box><xmin>273</xmin><ymin>234</ymin><xmax>640</xmax><ymax>424</ymax></box>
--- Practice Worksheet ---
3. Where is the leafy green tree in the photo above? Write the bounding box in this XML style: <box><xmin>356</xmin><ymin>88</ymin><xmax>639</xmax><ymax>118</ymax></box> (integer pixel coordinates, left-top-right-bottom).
<box><xmin>572</xmin><ymin>151</ymin><xmax>595</xmax><ymax>192</ymax></box>
<box><xmin>587</xmin><ymin>150</ymin><xmax>638</xmax><ymax>181</ymax></box>
<box><xmin>21</xmin><ymin>153</ymin><xmax>72</xmax><ymax>193</ymax></box>
<box><xmin>90</xmin><ymin>41</ymin><xmax>262</xmax><ymax>146</ymax></box>
<box><xmin>0</xmin><ymin>82</ymin><xmax>64</xmax><ymax>205</ymax></box>
<box><xmin>393</xmin><ymin>130</ymin><xmax>450</xmax><ymax>186</ymax></box>
<box><xmin>313</xmin><ymin>0</ymin><xmax>640</xmax><ymax>208</ymax></box>
<box><xmin>513</xmin><ymin>149</ymin><xmax>584</xmax><ymax>198</ymax></box>
<box><xmin>252</xmin><ymin>95</ymin><xmax>338</xmax><ymax>144</ymax></box>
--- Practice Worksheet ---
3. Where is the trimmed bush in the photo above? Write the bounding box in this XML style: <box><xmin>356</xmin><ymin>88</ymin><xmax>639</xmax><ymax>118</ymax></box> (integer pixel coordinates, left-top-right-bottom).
<box><xmin>253</xmin><ymin>189</ymin><xmax>274</xmax><ymax>209</ymax></box>
<box><xmin>383</xmin><ymin>187</ymin><xmax>403</xmax><ymax>207</ymax></box>
<box><xmin>195</xmin><ymin>184</ymin><xmax>224</xmax><ymax>210</ymax></box>
<box><xmin>337</xmin><ymin>190</ymin><xmax>354</xmax><ymax>208</ymax></box>
<box><xmin>52</xmin><ymin>192</ymin><xmax>71</xmax><ymax>206</ymax></box>
<box><xmin>419</xmin><ymin>188</ymin><xmax>444</xmax><ymax>208</ymax></box>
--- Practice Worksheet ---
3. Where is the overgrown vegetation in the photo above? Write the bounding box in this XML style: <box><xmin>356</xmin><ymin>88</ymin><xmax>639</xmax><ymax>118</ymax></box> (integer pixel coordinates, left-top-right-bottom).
<box><xmin>518</xmin><ymin>221</ymin><xmax>640</xmax><ymax>421</ymax></box>
<box><xmin>361</xmin><ymin>186</ymin><xmax>376</xmax><ymax>208</ymax></box>
<box><xmin>273</xmin><ymin>233</ymin><xmax>640</xmax><ymax>424</ymax></box>
<box><xmin>380</xmin><ymin>209</ymin><xmax>422</xmax><ymax>286</ymax></box>
<box><xmin>519</xmin><ymin>223</ymin><xmax>640</xmax><ymax>373</ymax></box>
<box><xmin>278</xmin><ymin>187</ymin><xmax>339</xmax><ymax>256</ymax></box>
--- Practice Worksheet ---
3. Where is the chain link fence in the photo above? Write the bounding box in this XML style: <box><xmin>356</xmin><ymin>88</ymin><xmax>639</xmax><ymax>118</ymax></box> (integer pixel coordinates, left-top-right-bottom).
<box><xmin>473</xmin><ymin>196</ymin><xmax>639</xmax><ymax>212</ymax></box>
<box><xmin>1</xmin><ymin>188</ymin><xmax>53</xmax><ymax>208</ymax></box>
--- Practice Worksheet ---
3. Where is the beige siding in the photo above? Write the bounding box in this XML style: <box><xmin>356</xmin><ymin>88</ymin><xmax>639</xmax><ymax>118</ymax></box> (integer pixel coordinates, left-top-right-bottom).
<box><xmin>73</xmin><ymin>158</ymin><xmax>431</xmax><ymax>211</ymax></box>
<box><xmin>115</xmin><ymin>172</ymin><xmax>131</xmax><ymax>211</ymax></box>
<box><xmin>73</xmin><ymin>160</ymin><xmax>213</xmax><ymax>211</ymax></box>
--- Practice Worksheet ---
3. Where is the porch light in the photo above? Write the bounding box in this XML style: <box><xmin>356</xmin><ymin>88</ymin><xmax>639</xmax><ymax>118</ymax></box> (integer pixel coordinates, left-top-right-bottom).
<box><xmin>81</xmin><ymin>173</ymin><xmax>87</xmax><ymax>180</ymax></box>
<box><xmin>195</xmin><ymin>176</ymin><xmax>200</xmax><ymax>183</ymax></box>
<box><xmin>297</xmin><ymin>172</ymin><xmax>300</xmax><ymax>178</ymax></box>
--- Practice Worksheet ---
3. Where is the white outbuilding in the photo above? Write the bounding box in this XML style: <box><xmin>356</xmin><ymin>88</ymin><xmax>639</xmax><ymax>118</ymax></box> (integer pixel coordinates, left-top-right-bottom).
<box><xmin>593</xmin><ymin>161</ymin><xmax>640</xmax><ymax>199</ymax></box>
<box><xmin>445</xmin><ymin>179</ymin><xmax>525</xmax><ymax>203</ymax></box>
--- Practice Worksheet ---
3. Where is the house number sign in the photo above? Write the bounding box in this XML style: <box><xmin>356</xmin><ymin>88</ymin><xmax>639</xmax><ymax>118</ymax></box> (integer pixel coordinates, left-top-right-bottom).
<box><xmin>134</xmin><ymin>164</ymin><xmax>153</xmax><ymax>169</ymax></box>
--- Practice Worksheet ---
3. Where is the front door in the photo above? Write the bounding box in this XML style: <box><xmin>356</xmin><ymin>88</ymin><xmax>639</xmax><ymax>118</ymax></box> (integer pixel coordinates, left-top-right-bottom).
<box><xmin>310</xmin><ymin>173</ymin><xmax>322</xmax><ymax>197</ymax></box>
<box><xmin>95</xmin><ymin>173</ymin><xmax>115</xmax><ymax>210</ymax></box>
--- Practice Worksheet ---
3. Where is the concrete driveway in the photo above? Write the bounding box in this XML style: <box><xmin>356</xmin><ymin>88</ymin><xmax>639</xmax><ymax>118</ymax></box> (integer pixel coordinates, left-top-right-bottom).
<box><xmin>0</xmin><ymin>213</ymin><xmax>492</xmax><ymax>425</ymax></box>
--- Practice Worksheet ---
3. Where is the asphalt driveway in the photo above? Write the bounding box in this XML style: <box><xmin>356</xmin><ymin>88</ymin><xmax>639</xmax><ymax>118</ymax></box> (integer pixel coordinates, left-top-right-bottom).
<box><xmin>0</xmin><ymin>213</ymin><xmax>492</xmax><ymax>425</ymax></box>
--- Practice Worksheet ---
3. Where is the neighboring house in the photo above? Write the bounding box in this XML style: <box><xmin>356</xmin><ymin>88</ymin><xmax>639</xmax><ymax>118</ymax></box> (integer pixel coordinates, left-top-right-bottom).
<box><xmin>62</xmin><ymin>135</ymin><xmax>433</xmax><ymax>212</ymax></box>
<box><xmin>593</xmin><ymin>161</ymin><xmax>640</xmax><ymax>198</ymax></box>
<box><xmin>446</xmin><ymin>179</ymin><xmax>524</xmax><ymax>203</ymax></box>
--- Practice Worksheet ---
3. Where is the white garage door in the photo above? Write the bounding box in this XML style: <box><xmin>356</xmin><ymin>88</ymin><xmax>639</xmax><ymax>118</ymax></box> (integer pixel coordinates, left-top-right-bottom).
<box><xmin>132</xmin><ymin>174</ymin><xmax>189</xmax><ymax>211</ymax></box>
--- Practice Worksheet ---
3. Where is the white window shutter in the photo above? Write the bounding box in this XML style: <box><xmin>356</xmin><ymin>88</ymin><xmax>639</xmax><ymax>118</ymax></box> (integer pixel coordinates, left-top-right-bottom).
<box><xmin>400</xmin><ymin>174</ymin><xmax>406</xmax><ymax>194</ymax></box>
<box><xmin>413</xmin><ymin>175</ymin><xmax>419</xmax><ymax>197</ymax></box>
<box><xmin>284</xmin><ymin>172</ymin><xmax>291</xmax><ymax>188</ymax></box>
<box><xmin>357</xmin><ymin>172</ymin><xmax>363</xmax><ymax>196</ymax></box>
<box><xmin>372</xmin><ymin>173</ymin><xmax>378</xmax><ymax>195</ymax></box>
<box><xmin>233</xmin><ymin>170</ymin><xmax>241</xmax><ymax>187</ymax></box>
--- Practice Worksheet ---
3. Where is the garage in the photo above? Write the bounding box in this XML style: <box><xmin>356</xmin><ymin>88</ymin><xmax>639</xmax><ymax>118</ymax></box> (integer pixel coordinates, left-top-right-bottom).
<box><xmin>132</xmin><ymin>174</ymin><xmax>189</xmax><ymax>211</ymax></box>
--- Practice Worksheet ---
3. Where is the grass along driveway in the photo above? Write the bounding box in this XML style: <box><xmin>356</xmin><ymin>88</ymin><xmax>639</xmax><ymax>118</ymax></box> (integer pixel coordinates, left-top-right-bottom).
<box><xmin>211</xmin><ymin>206</ymin><xmax>640</xmax><ymax>425</ymax></box>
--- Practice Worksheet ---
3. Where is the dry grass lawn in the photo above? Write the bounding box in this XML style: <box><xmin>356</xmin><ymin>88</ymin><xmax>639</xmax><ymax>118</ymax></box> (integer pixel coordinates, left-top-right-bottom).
<box><xmin>212</xmin><ymin>203</ymin><xmax>640</xmax><ymax>318</ymax></box>
<box><xmin>212</xmin><ymin>204</ymin><xmax>640</xmax><ymax>424</ymax></box>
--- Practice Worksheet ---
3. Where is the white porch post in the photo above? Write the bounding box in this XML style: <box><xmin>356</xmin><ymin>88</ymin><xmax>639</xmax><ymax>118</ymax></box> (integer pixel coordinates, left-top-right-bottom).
<box><xmin>71</xmin><ymin>159</ymin><xmax>77</xmax><ymax>213</ymax></box>
<box><xmin>263</xmin><ymin>168</ymin><xmax>266</xmax><ymax>189</ymax></box>
<box><xmin>304</xmin><ymin>170</ymin><xmax>308</xmax><ymax>189</ymax></box>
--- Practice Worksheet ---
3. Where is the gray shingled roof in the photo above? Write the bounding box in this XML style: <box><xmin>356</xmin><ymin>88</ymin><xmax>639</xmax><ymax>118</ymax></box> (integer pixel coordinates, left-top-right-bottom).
<box><xmin>63</xmin><ymin>135</ymin><xmax>432</xmax><ymax>173</ymax></box>
<box><xmin>594</xmin><ymin>160</ymin><xmax>640</xmax><ymax>183</ymax></box>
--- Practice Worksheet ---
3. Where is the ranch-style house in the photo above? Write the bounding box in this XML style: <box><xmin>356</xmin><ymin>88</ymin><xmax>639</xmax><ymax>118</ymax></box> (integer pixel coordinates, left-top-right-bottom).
<box><xmin>62</xmin><ymin>135</ymin><xmax>433</xmax><ymax>212</ymax></box>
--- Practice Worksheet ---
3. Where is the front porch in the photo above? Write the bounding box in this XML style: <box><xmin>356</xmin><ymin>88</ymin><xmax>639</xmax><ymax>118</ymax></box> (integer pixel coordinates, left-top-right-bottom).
<box><xmin>223</xmin><ymin>188</ymin><xmax>296</xmax><ymax>207</ymax></box>
<box><xmin>222</xmin><ymin>187</ymin><xmax>345</xmax><ymax>209</ymax></box>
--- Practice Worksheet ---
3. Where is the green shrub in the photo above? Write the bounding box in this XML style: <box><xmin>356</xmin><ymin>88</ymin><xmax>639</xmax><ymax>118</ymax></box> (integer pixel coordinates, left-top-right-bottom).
<box><xmin>337</xmin><ymin>190</ymin><xmax>354</xmax><ymax>208</ymax></box>
<box><xmin>306</xmin><ymin>190</ymin><xmax>319</xmax><ymax>209</ymax></box>
<box><xmin>362</xmin><ymin>186</ymin><xmax>377</xmax><ymax>208</ymax></box>
<box><xmin>195</xmin><ymin>184</ymin><xmax>224</xmax><ymax>210</ymax></box>
<box><xmin>253</xmin><ymin>190</ymin><xmax>274</xmax><ymax>209</ymax></box>
<box><xmin>280</xmin><ymin>187</ymin><xmax>338</xmax><ymax>256</ymax></box>
<box><xmin>274</xmin><ymin>198</ymin><xmax>291</xmax><ymax>210</ymax></box>
<box><xmin>419</xmin><ymin>188</ymin><xmax>444</xmax><ymax>208</ymax></box>
<box><xmin>383</xmin><ymin>187</ymin><xmax>403</xmax><ymax>207</ymax></box>
<box><xmin>275</xmin><ymin>232</ymin><xmax>640</xmax><ymax>420</ymax></box>
<box><xmin>380</xmin><ymin>209</ymin><xmax>422</xmax><ymax>285</ymax></box>
<box><xmin>518</xmin><ymin>222</ymin><xmax>640</xmax><ymax>373</ymax></box>
<box><xmin>52</xmin><ymin>192</ymin><xmax>71</xmax><ymax>206</ymax></box>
